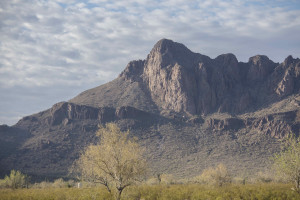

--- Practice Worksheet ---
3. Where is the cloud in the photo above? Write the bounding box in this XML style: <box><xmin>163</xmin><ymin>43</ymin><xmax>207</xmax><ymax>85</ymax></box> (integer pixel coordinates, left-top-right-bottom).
<box><xmin>0</xmin><ymin>0</ymin><xmax>300</xmax><ymax>125</ymax></box>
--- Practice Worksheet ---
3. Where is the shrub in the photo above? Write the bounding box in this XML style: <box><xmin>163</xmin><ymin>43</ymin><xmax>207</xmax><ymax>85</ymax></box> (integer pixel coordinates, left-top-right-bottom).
<box><xmin>31</xmin><ymin>179</ymin><xmax>76</xmax><ymax>189</ymax></box>
<box><xmin>0</xmin><ymin>179</ymin><xmax>6</xmax><ymax>188</ymax></box>
<box><xmin>66</xmin><ymin>179</ymin><xmax>75</xmax><ymax>188</ymax></box>
<box><xmin>255</xmin><ymin>171</ymin><xmax>274</xmax><ymax>183</ymax></box>
<box><xmin>195</xmin><ymin>163</ymin><xmax>232</xmax><ymax>187</ymax></box>
<box><xmin>52</xmin><ymin>178</ymin><xmax>66</xmax><ymax>188</ymax></box>
<box><xmin>32</xmin><ymin>181</ymin><xmax>52</xmax><ymax>189</ymax></box>
<box><xmin>1</xmin><ymin>170</ymin><xmax>29</xmax><ymax>189</ymax></box>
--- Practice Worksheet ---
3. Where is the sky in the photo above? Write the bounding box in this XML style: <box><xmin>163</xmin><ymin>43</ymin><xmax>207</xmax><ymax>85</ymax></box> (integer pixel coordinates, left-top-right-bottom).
<box><xmin>0</xmin><ymin>0</ymin><xmax>300</xmax><ymax>125</ymax></box>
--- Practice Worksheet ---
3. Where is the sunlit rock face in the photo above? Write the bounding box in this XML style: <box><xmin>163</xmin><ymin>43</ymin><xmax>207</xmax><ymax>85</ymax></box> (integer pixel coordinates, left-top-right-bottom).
<box><xmin>120</xmin><ymin>39</ymin><xmax>300</xmax><ymax>116</ymax></box>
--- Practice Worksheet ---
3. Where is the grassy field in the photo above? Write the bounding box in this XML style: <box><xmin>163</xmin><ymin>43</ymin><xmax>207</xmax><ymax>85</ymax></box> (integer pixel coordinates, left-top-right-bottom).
<box><xmin>1</xmin><ymin>183</ymin><xmax>300</xmax><ymax>200</ymax></box>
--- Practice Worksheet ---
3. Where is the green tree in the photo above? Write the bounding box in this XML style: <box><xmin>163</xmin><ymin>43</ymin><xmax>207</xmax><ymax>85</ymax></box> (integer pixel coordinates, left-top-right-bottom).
<box><xmin>273</xmin><ymin>135</ymin><xmax>300</xmax><ymax>193</ymax></box>
<box><xmin>3</xmin><ymin>170</ymin><xmax>29</xmax><ymax>189</ymax></box>
<box><xmin>74</xmin><ymin>123</ymin><xmax>147</xmax><ymax>200</ymax></box>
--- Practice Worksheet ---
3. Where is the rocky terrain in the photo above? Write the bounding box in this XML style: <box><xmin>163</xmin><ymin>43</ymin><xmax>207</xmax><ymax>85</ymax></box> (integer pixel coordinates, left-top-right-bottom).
<box><xmin>0</xmin><ymin>39</ymin><xmax>299</xmax><ymax>180</ymax></box>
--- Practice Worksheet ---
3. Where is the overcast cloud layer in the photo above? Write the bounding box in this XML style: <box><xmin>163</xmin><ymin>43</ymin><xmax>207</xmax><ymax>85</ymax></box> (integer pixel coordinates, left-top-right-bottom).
<box><xmin>1</xmin><ymin>0</ymin><xmax>300</xmax><ymax>125</ymax></box>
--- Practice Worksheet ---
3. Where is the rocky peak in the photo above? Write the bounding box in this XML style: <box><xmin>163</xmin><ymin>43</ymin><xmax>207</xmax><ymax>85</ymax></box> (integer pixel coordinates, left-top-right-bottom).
<box><xmin>275</xmin><ymin>56</ymin><xmax>300</xmax><ymax>97</ymax></box>
<box><xmin>215</xmin><ymin>53</ymin><xmax>238</xmax><ymax>66</ymax></box>
<box><xmin>214</xmin><ymin>53</ymin><xmax>240</xmax><ymax>82</ymax></box>
<box><xmin>150</xmin><ymin>39</ymin><xmax>191</xmax><ymax>55</ymax></box>
<box><xmin>140</xmin><ymin>40</ymin><xmax>299</xmax><ymax>116</ymax></box>
<box><xmin>247</xmin><ymin>55</ymin><xmax>275</xmax><ymax>82</ymax></box>
<box><xmin>248</xmin><ymin>55</ymin><xmax>271</xmax><ymax>65</ymax></box>
<box><xmin>147</xmin><ymin>39</ymin><xmax>196</xmax><ymax>69</ymax></box>
<box><xmin>150</xmin><ymin>38</ymin><xmax>175</xmax><ymax>54</ymax></box>
<box><xmin>142</xmin><ymin>39</ymin><xmax>200</xmax><ymax>114</ymax></box>
<box><xmin>119</xmin><ymin>60</ymin><xmax>145</xmax><ymax>81</ymax></box>
<box><xmin>283</xmin><ymin>55</ymin><xmax>294</xmax><ymax>66</ymax></box>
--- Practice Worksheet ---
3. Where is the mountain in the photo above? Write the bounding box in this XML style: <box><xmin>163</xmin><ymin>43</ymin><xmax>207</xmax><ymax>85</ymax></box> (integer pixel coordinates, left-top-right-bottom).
<box><xmin>1</xmin><ymin>39</ymin><xmax>300</xmax><ymax>180</ymax></box>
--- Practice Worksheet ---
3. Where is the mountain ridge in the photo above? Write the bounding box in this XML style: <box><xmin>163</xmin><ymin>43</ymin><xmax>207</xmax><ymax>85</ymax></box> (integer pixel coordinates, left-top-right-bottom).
<box><xmin>0</xmin><ymin>39</ymin><xmax>299</xmax><ymax>179</ymax></box>
<box><xmin>71</xmin><ymin>39</ymin><xmax>299</xmax><ymax>116</ymax></box>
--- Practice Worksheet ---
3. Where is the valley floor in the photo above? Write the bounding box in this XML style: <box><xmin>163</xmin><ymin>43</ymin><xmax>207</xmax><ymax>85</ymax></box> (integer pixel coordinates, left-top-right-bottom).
<box><xmin>0</xmin><ymin>183</ymin><xmax>300</xmax><ymax>200</ymax></box>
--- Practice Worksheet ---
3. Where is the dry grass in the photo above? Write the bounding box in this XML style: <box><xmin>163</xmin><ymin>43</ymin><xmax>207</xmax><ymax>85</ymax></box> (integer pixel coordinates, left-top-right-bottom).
<box><xmin>1</xmin><ymin>183</ymin><xmax>300</xmax><ymax>200</ymax></box>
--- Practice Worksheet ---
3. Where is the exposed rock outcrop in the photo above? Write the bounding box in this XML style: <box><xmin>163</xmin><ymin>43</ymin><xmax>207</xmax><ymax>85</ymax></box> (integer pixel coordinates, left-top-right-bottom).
<box><xmin>118</xmin><ymin>39</ymin><xmax>300</xmax><ymax>116</ymax></box>
<box><xmin>119</xmin><ymin>60</ymin><xmax>145</xmax><ymax>82</ymax></box>
<box><xmin>249</xmin><ymin>110</ymin><xmax>300</xmax><ymax>138</ymax></box>
<box><xmin>206</xmin><ymin>117</ymin><xmax>245</xmax><ymax>131</ymax></box>
<box><xmin>17</xmin><ymin>102</ymin><xmax>159</xmax><ymax>127</ymax></box>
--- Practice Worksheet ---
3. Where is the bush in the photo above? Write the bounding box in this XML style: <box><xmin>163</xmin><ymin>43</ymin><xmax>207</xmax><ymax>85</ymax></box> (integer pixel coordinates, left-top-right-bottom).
<box><xmin>232</xmin><ymin>176</ymin><xmax>247</xmax><ymax>185</ymax></box>
<box><xmin>31</xmin><ymin>181</ymin><xmax>50</xmax><ymax>189</ymax></box>
<box><xmin>31</xmin><ymin>179</ymin><xmax>76</xmax><ymax>189</ymax></box>
<box><xmin>0</xmin><ymin>179</ymin><xmax>5</xmax><ymax>188</ymax></box>
<box><xmin>52</xmin><ymin>178</ymin><xmax>66</xmax><ymax>188</ymax></box>
<box><xmin>66</xmin><ymin>179</ymin><xmax>75</xmax><ymax>188</ymax></box>
<box><xmin>255</xmin><ymin>171</ymin><xmax>274</xmax><ymax>183</ymax></box>
<box><xmin>156</xmin><ymin>173</ymin><xmax>175</xmax><ymax>184</ymax></box>
<box><xmin>52</xmin><ymin>178</ymin><xmax>75</xmax><ymax>188</ymax></box>
<box><xmin>194</xmin><ymin>163</ymin><xmax>232</xmax><ymax>187</ymax></box>
<box><xmin>0</xmin><ymin>170</ymin><xmax>29</xmax><ymax>189</ymax></box>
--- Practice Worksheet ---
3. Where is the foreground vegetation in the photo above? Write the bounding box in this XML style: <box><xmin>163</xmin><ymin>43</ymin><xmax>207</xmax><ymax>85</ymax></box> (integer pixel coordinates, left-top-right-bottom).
<box><xmin>72</xmin><ymin>123</ymin><xmax>147</xmax><ymax>200</ymax></box>
<box><xmin>1</xmin><ymin>183</ymin><xmax>300</xmax><ymax>200</ymax></box>
<box><xmin>1</xmin><ymin>125</ymin><xmax>298</xmax><ymax>199</ymax></box>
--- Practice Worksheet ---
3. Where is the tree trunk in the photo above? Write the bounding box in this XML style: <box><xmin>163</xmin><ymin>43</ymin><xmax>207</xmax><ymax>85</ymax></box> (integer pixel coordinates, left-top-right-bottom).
<box><xmin>116</xmin><ymin>189</ymin><xmax>123</xmax><ymax>200</ymax></box>
<box><xmin>296</xmin><ymin>175</ymin><xmax>300</xmax><ymax>193</ymax></box>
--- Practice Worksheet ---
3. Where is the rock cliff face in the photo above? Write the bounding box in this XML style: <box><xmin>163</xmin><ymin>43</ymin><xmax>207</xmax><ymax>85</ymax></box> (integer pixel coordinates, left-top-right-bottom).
<box><xmin>117</xmin><ymin>39</ymin><xmax>300</xmax><ymax>116</ymax></box>
<box><xmin>1</xmin><ymin>39</ymin><xmax>299</xmax><ymax>179</ymax></box>
<box><xmin>16</xmin><ymin>102</ymin><xmax>158</xmax><ymax>128</ymax></box>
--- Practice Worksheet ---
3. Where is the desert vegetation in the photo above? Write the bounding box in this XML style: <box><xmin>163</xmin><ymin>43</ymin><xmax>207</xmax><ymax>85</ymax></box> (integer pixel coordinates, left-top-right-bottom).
<box><xmin>1</xmin><ymin>181</ymin><xmax>300</xmax><ymax>200</ymax></box>
<box><xmin>272</xmin><ymin>134</ymin><xmax>300</xmax><ymax>193</ymax></box>
<box><xmin>0</xmin><ymin>170</ymin><xmax>30</xmax><ymax>189</ymax></box>
<box><xmin>71</xmin><ymin>123</ymin><xmax>147</xmax><ymax>200</ymax></box>
<box><xmin>1</xmin><ymin>124</ymin><xmax>300</xmax><ymax>200</ymax></box>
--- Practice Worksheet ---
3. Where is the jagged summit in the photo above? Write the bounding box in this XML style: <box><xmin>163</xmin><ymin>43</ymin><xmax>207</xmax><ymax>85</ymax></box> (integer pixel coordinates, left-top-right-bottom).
<box><xmin>215</xmin><ymin>53</ymin><xmax>238</xmax><ymax>66</ymax></box>
<box><xmin>147</xmin><ymin>38</ymin><xmax>201</xmax><ymax>70</ymax></box>
<box><xmin>151</xmin><ymin>38</ymin><xmax>174</xmax><ymax>52</ymax></box>
<box><xmin>150</xmin><ymin>38</ymin><xmax>192</xmax><ymax>55</ymax></box>
<box><xmin>284</xmin><ymin>55</ymin><xmax>298</xmax><ymax>66</ymax></box>
<box><xmin>72</xmin><ymin>39</ymin><xmax>300</xmax><ymax>116</ymax></box>
<box><xmin>248</xmin><ymin>55</ymin><xmax>271</xmax><ymax>64</ymax></box>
